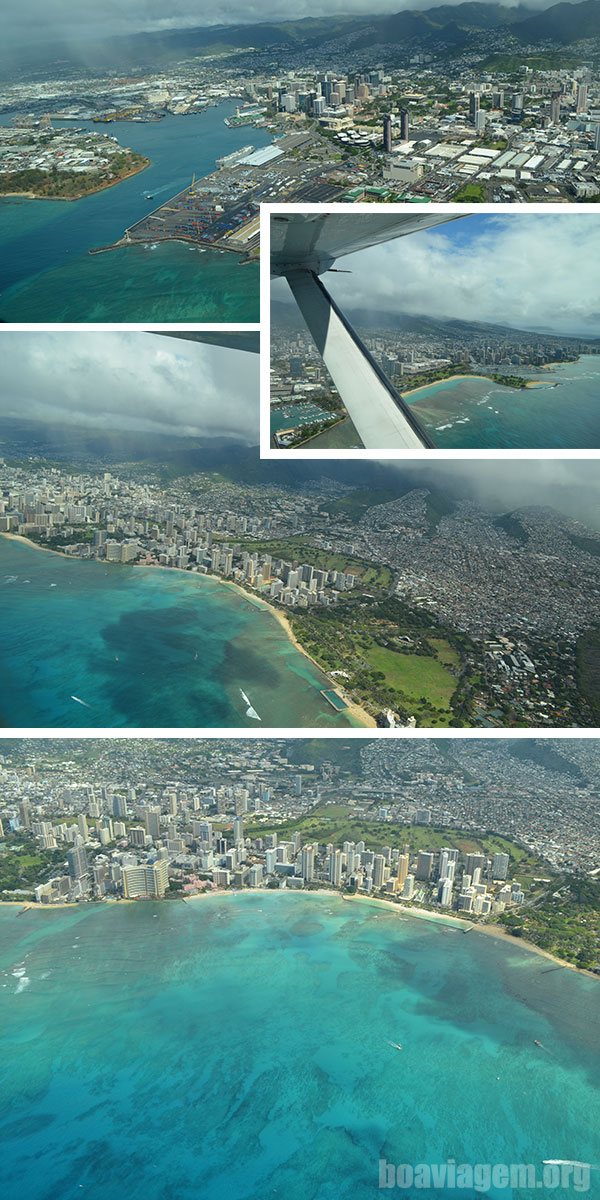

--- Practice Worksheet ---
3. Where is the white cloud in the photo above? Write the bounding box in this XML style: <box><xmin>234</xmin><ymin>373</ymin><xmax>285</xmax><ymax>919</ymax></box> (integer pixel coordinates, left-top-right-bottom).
<box><xmin>324</xmin><ymin>214</ymin><xmax>600</xmax><ymax>337</ymax></box>
<box><xmin>0</xmin><ymin>332</ymin><xmax>258</xmax><ymax>442</ymax></box>
<box><xmin>4</xmin><ymin>0</ymin><xmax>565</xmax><ymax>49</ymax></box>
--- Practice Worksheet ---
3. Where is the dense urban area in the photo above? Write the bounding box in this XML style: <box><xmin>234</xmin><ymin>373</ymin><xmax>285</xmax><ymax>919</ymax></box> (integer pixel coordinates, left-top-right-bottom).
<box><xmin>1</xmin><ymin>452</ymin><xmax>599</xmax><ymax>727</ymax></box>
<box><xmin>0</xmin><ymin>737</ymin><xmax>598</xmax><ymax>971</ymax></box>
<box><xmin>270</xmin><ymin>310</ymin><xmax>599</xmax><ymax>445</ymax></box>
<box><xmin>1</xmin><ymin>3</ymin><xmax>600</xmax><ymax>218</ymax></box>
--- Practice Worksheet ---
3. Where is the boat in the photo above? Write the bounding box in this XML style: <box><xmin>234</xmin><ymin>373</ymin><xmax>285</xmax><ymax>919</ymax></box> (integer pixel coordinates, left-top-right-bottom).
<box><xmin>240</xmin><ymin>688</ymin><xmax>261</xmax><ymax>722</ymax></box>
<box><xmin>71</xmin><ymin>695</ymin><xmax>92</xmax><ymax>708</ymax></box>
<box><xmin>387</xmin><ymin>1041</ymin><xmax>403</xmax><ymax>1051</ymax></box>
<box><xmin>543</xmin><ymin>1161</ymin><xmax>596</xmax><ymax>1170</ymax></box>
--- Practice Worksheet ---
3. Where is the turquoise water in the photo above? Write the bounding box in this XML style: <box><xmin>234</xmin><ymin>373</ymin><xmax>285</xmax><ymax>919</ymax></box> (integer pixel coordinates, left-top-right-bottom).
<box><xmin>1</xmin><ymin>892</ymin><xmax>599</xmax><ymax>1200</ymax></box>
<box><xmin>0</xmin><ymin>104</ymin><xmax>267</xmax><ymax>321</ymax></box>
<box><xmin>410</xmin><ymin>357</ymin><xmax>600</xmax><ymax>449</ymax></box>
<box><xmin>0</xmin><ymin>538</ymin><xmax>353</xmax><ymax>728</ymax></box>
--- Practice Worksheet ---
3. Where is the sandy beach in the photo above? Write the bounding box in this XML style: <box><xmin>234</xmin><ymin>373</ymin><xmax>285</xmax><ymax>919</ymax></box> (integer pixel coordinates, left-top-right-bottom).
<box><xmin>0</xmin><ymin>531</ymin><xmax>74</xmax><ymax>558</ymax></box>
<box><xmin>404</xmin><ymin>373</ymin><xmax>493</xmax><ymax>400</ymax></box>
<box><xmin>3</xmin><ymin>890</ymin><xmax>596</xmax><ymax>979</ymax></box>
<box><xmin>405</xmin><ymin>373</ymin><xmax>547</xmax><ymax>402</ymax></box>
<box><xmin>0</xmin><ymin>533</ymin><xmax>375</xmax><ymax>727</ymax></box>
<box><xmin>338</xmin><ymin>892</ymin><xmax>598</xmax><ymax>980</ymax></box>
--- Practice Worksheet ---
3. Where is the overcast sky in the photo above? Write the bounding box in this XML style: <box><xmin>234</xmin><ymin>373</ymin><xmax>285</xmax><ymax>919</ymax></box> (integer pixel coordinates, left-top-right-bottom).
<box><xmin>275</xmin><ymin>214</ymin><xmax>600</xmax><ymax>337</ymax></box>
<box><xmin>399</xmin><ymin>460</ymin><xmax>600</xmax><ymax>527</ymax></box>
<box><xmin>0</xmin><ymin>332</ymin><xmax>597</xmax><ymax>525</ymax></box>
<box><xmin>4</xmin><ymin>0</ymin><xmax>567</xmax><ymax>49</ymax></box>
<box><xmin>0</xmin><ymin>332</ymin><xmax>259</xmax><ymax>442</ymax></box>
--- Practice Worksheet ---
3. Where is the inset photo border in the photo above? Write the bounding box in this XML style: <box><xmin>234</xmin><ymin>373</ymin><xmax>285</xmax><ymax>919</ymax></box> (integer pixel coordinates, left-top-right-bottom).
<box><xmin>259</xmin><ymin>201</ymin><xmax>600</xmax><ymax>461</ymax></box>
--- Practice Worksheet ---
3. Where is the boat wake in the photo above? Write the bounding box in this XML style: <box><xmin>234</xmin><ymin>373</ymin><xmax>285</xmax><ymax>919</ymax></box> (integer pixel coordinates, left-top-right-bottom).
<box><xmin>240</xmin><ymin>688</ymin><xmax>261</xmax><ymax>721</ymax></box>
<box><xmin>71</xmin><ymin>695</ymin><xmax>92</xmax><ymax>709</ymax></box>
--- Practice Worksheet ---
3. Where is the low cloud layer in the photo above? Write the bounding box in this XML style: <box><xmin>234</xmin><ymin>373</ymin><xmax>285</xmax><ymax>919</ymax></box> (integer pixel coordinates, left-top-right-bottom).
<box><xmin>0</xmin><ymin>332</ymin><xmax>258</xmax><ymax>442</ymax></box>
<box><xmin>319</xmin><ymin>214</ymin><xmax>600</xmax><ymax>338</ymax></box>
<box><xmin>5</xmin><ymin>0</ymin><xmax>568</xmax><ymax>51</ymax></box>
<box><xmin>400</xmin><ymin>460</ymin><xmax>600</xmax><ymax>527</ymax></box>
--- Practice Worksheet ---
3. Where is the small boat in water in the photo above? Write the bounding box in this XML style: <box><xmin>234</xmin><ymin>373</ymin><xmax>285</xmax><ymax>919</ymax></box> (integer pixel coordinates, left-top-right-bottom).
<box><xmin>387</xmin><ymin>1041</ymin><xmax>403</xmax><ymax>1051</ymax></box>
<box><xmin>71</xmin><ymin>695</ymin><xmax>92</xmax><ymax>708</ymax></box>
<box><xmin>240</xmin><ymin>688</ymin><xmax>261</xmax><ymax>721</ymax></box>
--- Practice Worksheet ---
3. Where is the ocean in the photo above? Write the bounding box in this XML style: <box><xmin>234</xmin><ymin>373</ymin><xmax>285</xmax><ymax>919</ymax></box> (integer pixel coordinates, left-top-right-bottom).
<box><xmin>0</xmin><ymin>892</ymin><xmax>599</xmax><ymax>1200</ymax></box>
<box><xmin>409</xmin><ymin>356</ymin><xmax>600</xmax><ymax>449</ymax></box>
<box><xmin>0</xmin><ymin>538</ymin><xmax>354</xmax><ymax>728</ymax></box>
<box><xmin>0</xmin><ymin>103</ymin><xmax>268</xmax><ymax>322</ymax></box>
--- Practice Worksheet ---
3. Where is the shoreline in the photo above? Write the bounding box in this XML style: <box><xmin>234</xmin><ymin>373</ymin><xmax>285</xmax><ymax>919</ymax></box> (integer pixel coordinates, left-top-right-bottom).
<box><xmin>405</xmin><ymin>371</ymin><xmax>554</xmax><ymax>403</ymax></box>
<box><xmin>5</xmin><ymin>889</ymin><xmax>595</xmax><ymax>980</ymax></box>
<box><xmin>0</xmin><ymin>158</ymin><xmax>150</xmax><ymax>203</ymax></box>
<box><xmin>404</xmin><ymin>373</ymin><xmax>493</xmax><ymax>400</ymax></box>
<box><xmin>0</xmin><ymin>533</ymin><xmax>374</xmax><ymax>728</ymax></box>
<box><xmin>336</xmin><ymin>892</ymin><xmax>599</xmax><ymax>980</ymax></box>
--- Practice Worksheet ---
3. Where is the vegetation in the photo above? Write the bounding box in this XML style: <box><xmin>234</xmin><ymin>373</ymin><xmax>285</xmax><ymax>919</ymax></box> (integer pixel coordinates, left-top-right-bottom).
<box><xmin>287</xmin><ymin>418</ymin><xmax>340</xmax><ymax>446</ymax></box>
<box><xmin>244</xmin><ymin>803</ymin><xmax>547</xmax><ymax>875</ymax></box>
<box><xmin>489</xmin><ymin>373</ymin><xmax>529</xmax><ymax>389</ymax></box>
<box><xmin>287</xmin><ymin>595</ymin><xmax>469</xmax><ymax>726</ymax></box>
<box><xmin>569</xmin><ymin>534</ymin><xmax>600</xmax><ymax>558</ymax></box>
<box><xmin>30</xmin><ymin>526</ymin><xmax>95</xmax><ymax>549</ymax></box>
<box><xmin>576</xmin><ymin>626</ymin><xmax>600</xmax><ymax>720</ymax></box>
<box><xmin>500</xmin><ymin>875</ymin><xmax>600</xmax><ymax>972</ymax></box>
<box><xmin>0</xmin><ymin>834</ymin><xmax>65</xmax><ymax>899</ymax></box>
<box><xmin>0</xmin><ymin>153</ymin><xmax>148</xmax><ymax>200</ymax></box>
<box><xmin>236</xmin><ymin>537</ymin><xmax>393</xmax><ymax>591</ymax></box>
<box><xmin>494</xmin><ymin>513</ymin><xmax>529</xmax><ymax>544</ymax></box>
<box><xmin>452</xmin><ymin>182</ymin><xmax>487</xmax><ymax>202</ymax></box>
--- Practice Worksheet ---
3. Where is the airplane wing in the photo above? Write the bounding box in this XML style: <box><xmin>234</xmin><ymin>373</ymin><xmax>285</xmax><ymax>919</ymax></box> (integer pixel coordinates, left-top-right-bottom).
<box><xmin>270</xmin><ymin>211</ymin><xmax>461</xmax><ymax>276</ymax></box>
<box><xmin>157</xmin><ymin>331</ymin><xmax>259</xmax><ymax>353</ymax></box>
<box><xmin>270</xmin><ymin>211</ymin><xmax>465</xmax><ymax>450</ymax></box>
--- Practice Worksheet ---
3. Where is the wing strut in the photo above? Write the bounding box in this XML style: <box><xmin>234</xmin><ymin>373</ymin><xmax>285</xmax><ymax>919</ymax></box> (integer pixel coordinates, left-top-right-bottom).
<box><xmin>285</xmin><ymin>269</ymin><xmax>434</xmax><ymax>450</ymax></box>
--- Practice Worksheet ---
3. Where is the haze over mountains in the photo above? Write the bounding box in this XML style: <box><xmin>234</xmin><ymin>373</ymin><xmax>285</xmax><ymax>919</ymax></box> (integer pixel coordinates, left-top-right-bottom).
<box><xmin>3</xmin><ymin>0</ymin><xmax>599</xmax><ymax>73</ymax></box>
<box><xmin>2</xmin><ymin>416</ymin><xmax>599</xmax><ymax>530</ymax></box>
<box><xmin>272</xmin><ymin>301</ymin><xmax>600</xmax><ymax>344</ymax></box>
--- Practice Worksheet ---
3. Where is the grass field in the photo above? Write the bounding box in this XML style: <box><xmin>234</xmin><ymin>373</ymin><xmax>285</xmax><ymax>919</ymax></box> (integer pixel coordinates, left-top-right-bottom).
<box><xmin>452</xmin><ymin>182</ymin><xmax>486</xmax><ymax>202</ymax></box>
<box><xmin>244</xmin><ymin>805</ymin><xmax>546</xmax><ymax>879</ymax></box>
<box><xmin>236</xmin><ymin>537</ymin><xmax>392</xmax><ymax>590</ymax></box>
<box><xmin>364</xmin><ymin>640</ymin><xmax>458</xmax><ymax>721</ymax></box>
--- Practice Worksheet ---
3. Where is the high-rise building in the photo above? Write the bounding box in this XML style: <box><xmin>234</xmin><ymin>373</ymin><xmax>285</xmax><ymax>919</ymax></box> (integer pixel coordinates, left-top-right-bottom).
<box><xmin>400</xmin><ymin>108</ymin><xmax>409</xmax><ymax>141</ymax></box>
<box><xmin>18</xmin><ymin>800</ymin><xmax>31</xmax><ymax>829</ymax></box>
<box><xmin>469</xmin><ymin>92</ymin><xmax>479</xmax><ymax>125</ymax></box>
<box><xmin>492</xmin><ymin>852</ymin><xmax>510</xmax><ymax>880</ymax></box>
<box><xmin>301</xmin><ymin>844</ymin><xmax>315</xmax><ymax>882</ymax></box>
<box><xmin>550</xmin><ymin>92</ymin><xmax>561</xmax><ymax>125</ymax></box>
<box><xmin>396</xmin><ymin>854</ymin><xmax>409</xmax><ymax>891</ymax></box>
<box><xmin>329</xmin><ymin>849</ymin><xmax>343</xmax><ymax>887</ymax></box>
<box><xmin>416</xmin><ymin>851</ymin><xmax>434</xmax><ymax>881</ymax></box>
<box><xmin>145</xmin><ymin>807</ymin><xmax>162</xmax><ymax>841</ymax></box>
<box><xmin>112</xmin><ymin>794</ymin><xmax>128</xmax><ymax>819</ymax></box>
<box><xmin>67</xmin><ymin>845</ymin><xmax>88</xmax><ymax>880</ymax></box>
<box><xmin>383</xmin><ymin>113</ymin><xmax>393</xmax><ymax>153</ymax></box>
<box><xmin>122</xmin><ymin>860</ymin><xmax>169</xmax><ymax>899</ymax></box>
<box><xmin>402</xmin><ymin>874</ymin><xmax>415</xmax><ymax>900</ymax></box>
<box><xmin>576</xmin><ymin>83</ymin><xmax>588</xmax><ymax>113</ymax></box>
<box><xmin>373</xmin><ymin>854</ymin><xmax>386</xmax><ymax>889</ymax></box>
<box><xmin>465</xmin><ymin>853</ymin><xmax>486</xmax><ymax>877</ymax></box>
